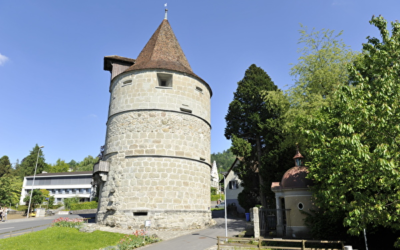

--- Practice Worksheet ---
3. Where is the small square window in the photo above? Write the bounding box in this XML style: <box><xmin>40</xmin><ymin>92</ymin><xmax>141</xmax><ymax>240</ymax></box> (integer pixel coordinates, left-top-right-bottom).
<box><xmin>157</xmin><ymin>73</ymin><xmax>172</xmax><ymax>87</ymax></box>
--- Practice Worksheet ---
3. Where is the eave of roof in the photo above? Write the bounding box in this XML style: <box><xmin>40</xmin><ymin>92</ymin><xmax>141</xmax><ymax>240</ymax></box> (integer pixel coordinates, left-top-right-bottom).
<box><xmin>25</xmin><ymin>171</ymin><xmax>92</xmax><ymax>178</ymax></box>
<box><xmin>104</xmin><ymin>55</ymin><xmax>136</xmax><ymax>71</ymax></box>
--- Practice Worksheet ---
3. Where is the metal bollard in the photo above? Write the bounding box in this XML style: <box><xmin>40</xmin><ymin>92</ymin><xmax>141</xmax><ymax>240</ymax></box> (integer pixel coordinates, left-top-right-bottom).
<box><xmin>9</xmin><ymin>231</ymin><xmax>12</xmax><ymax>238</ymax></box>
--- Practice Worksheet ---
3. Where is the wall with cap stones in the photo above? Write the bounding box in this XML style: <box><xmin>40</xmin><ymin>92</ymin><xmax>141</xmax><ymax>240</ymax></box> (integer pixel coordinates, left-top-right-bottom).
<box><xmin>105</xmin><ymin>111</ymin><xmax>210</xmax><ymax>163</ymax></box>
<box><xmin>96</xmin><ymin>69</ymin><xmax>212</xmax><ymax>229</ymax></box>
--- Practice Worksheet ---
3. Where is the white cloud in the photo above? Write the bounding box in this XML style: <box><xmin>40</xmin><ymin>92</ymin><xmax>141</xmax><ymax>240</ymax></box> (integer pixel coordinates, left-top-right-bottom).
<box><xmin>89</xmin><ymin>114</ymin><xmax>97</xmax><ymax>118</ymax></box>
<box><xmin>0</xmin><ymin>53</ymin><xmax>8</xmax><ymax>66</ymax></box>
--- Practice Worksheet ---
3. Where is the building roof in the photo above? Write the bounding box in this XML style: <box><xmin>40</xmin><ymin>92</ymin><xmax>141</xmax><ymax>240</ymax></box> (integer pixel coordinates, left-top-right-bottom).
<box><xmin>123</xmin><ymin>19</ymin><xmax>213</xmax><ymax>97</ymax></box>
<box><xmin>219</xmin><ymin>157</ymin><xmax>242</xmax><ymax>183</ymax></box>
<box><xmin>103</xmin><ymin>55</ymin><xmax>135</xmax><ymax>71</ymax></box>
<box><xmin>26</xmin><ymin>171</ymin><xmax>92</xmax><ymax>178</ymax></box>
<box><xmin>280</xmin><ymin>166</ymin><xmax>312</xmax><ymax>189</ymax></box>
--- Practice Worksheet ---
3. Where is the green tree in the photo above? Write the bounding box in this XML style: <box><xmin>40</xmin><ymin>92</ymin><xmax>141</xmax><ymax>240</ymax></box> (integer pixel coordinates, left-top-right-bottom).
<box><xmin>288</xmin><ymin>25</ymin><xmax>358</xmax><ymax>118</ymax></box>
<box><xmin>0</xmin><ymin>155</ymin><xmax>11</xmax><ymax>177</ymax></box>
<box><xmin>76</xmin><ymin>155</ymin><xmax>98</xmax><ymax>172</ymax></box>
<box><xmin>18</xmin><ymin>145</ymin><xmax>47</xmax><ymax>178</ymax></box>
<box><xmin>46</xmin><ymin>159</ymin><xmax>70</xmax><ymax>173</ymax></box>
<box><xmin>68</xmin><ymin>160</ymin><xmax>78</xmax><ymax>170</ymax></box>
<box><xmin>303</xmin><ymin>16</ymin><xmax>400</xmax><ymax>248</ymax></box>
<box><xmin>23</xmin><ymin>189</ymin><xmax>44</xmax><ymax>210</ymax></box>
<box><xmin>225</xmin><ymin>64</ymin><xmax>286</xmax><ymax>207</ymax></box>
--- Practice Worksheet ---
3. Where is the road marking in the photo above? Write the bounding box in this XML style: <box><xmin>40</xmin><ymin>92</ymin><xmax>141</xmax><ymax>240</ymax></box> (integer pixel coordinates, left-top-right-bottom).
<box><xmin>0</xmin><ymin>227</ymin><xmax>14</xmax><ymax>231</ymax></box>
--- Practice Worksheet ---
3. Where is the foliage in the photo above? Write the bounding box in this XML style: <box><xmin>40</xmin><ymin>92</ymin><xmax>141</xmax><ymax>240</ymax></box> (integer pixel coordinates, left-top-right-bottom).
<box><xmin>211</xmin><ymin>207</ymin><xmax>224</xmax><ymax>211</ymax></box>
<box><xmin>46</xmin><ymin>159</ymin><xmax>70</xmax><ymax>173</ymax></box>
<box><xmin>0</xmin><ymin>227</ymin><xmax>126</xmax><ymax>250</ymax></box>
<box><xmin>70</xmin><ymin>201</ymin><xmax>98</xmax><ymax>210</ymax></box>
<box><xmin>0</xmin><ymin>155</ymin><xmax>11</xmax><ymax>177</ymax></box>
<box><xmin>18</xmin><ymin>145</ymin><xmax>47</xmax><ymax>178</ymax></box>
<box><xmin>40</xmin><ymin>189</ymin><xmax>49</xmax><ymax>198</ymax></box>
<box><xmin>288</xmin><ymin>25</ymin><xmax>358</xmax><ymax>117</ymax></box>
<box><xmin>211</xmin><ymin>149</ymin><xmax>236</xmax><ymax>174</ymax></box>
<box><xmin>117</xmin><ymin>230</ymin><xmax>161</xmax><ymax>250</ymax></box>
<box><xmin>48</xmin><ymin>196</ymin><xmax>55</xmax><ymax>208</ymax></box>
<box><xmin>238</xmin><ymin>188</ymin><xmax>259</xmax><ymax>213</ymax></box>
<box><xmin>68</xmin><ymin>160</ymin><xmax>78</xmax><ymax>169</ymax></box>
<box><xmin>75</xmin><ymin>155</ymin><xmax>99</xmax><ymax>172</ymax></box>
<box><xmin>63</xmin><ymin>197</ymin><xmax>80</xmax><ymax>209</ymax></box>
<box><xmin>303</xmin><ymin>16</ymin><xmax>400</xmax><ymax>247</ymax></box>
<box><xmin>23</xmin><ymin>189</ymin><xmax>44</xmax><ymax>210</ymax></box>
<box><xmin>12</xmin><ymin>205</ymin><xmax>27</xmax><ymax>211</ymax></box>
<box><xmin>0</xmin><ymin>175</ymin><xmax>22</xmax><ymax>205</ymax></box>
<box><xmin>210</xmin><ymin>187</ymin><xmax>217</xmax><ymax>195</ymax></box>
<box><xmin>225</xmin><ymin>64</ymin><xmax>287</xmax><ymax>207</ymax></box>
<box><xmin>211</xmin><ymin>194</ymin><xmax>224</xmax><ymax>201</ymax></box>
<box><xmin>52</xmin><ymin>217</ymin><xmax>86</xmax><ymax>228</ymax></box>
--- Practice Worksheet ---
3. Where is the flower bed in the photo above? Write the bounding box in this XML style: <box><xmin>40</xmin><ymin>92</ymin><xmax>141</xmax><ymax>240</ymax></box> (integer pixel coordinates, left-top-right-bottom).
<box><xmin>116</xmin><ymin>230</ymin><xmax>161</xmax><ymax>250</ymax></box>
<box><xmin>52</xmin><ymin>217</ymin><xmax>87</xmax><ymax>228</ymax></box>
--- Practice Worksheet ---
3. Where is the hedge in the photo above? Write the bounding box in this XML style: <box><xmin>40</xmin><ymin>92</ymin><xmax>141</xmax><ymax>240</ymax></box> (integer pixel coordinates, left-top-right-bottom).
<box><xmin>70</xmin><ymin>201</ymin><xmax>98</xmax><ymax>210</ymax></box>
<box><xmin>211</xmin><ymin>194</ymin><xmax>224</xmax><ymax>201</ymax></box>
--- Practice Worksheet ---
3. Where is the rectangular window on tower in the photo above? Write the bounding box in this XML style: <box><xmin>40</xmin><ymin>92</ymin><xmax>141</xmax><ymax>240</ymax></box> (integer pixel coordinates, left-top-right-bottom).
<box><xmin>157</xmin><ymin>73</ymin><xmax>173</xmax><ymax>88</ymax></box>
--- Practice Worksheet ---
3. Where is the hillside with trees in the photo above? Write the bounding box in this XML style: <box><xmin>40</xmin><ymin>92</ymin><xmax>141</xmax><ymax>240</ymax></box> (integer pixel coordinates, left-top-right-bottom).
<box><xmin>210</xmin><ymin>149</ymin><xmax>236</xmax><ymax>175</ymax></box>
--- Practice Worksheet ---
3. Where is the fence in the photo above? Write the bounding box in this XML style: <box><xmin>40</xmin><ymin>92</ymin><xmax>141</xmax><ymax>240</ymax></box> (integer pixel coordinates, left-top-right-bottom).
<box><xmin>216</xmin><ymin>237</ymin><xmax>345</xmax><ymax>250</ymax></box>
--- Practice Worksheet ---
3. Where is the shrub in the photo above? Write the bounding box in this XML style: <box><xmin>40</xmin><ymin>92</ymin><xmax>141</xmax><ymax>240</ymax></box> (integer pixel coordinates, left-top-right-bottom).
<box><xmin>13</xmin><ymin>205</ymin><xmax>27</xmax><ymax>211</ymax></box>
<box><xmin>52</xmin><ymin>217</ymin><xmax>86</xmax><ymax>228</ymax></box>
<box><xmin>63</xmin><ymin>197</ymin><xmax>80</xmax><ymax>209</ymax></box>
<box><xmin>70</xmin><ymin>201</ymin><xmax>98</xmax><ymax>210</ymax></box>
<box><xmin>117</xmin><ymin>230</ymin><xmax>161</xmax><ymax>250</ymax></box>
<box><xmin>210</xmin><ymin>187</ymin><xmax>217</xmax><ymax>195</ymax></box>
<box><xmin>211</xmin><ymin>194</ymin><xmax>224</xmax><ymax>201</ymax></box>
<box><xmin>48</xmin><ymin>196</ymin><xmax>55</xmax><ymax>208</ymax></box>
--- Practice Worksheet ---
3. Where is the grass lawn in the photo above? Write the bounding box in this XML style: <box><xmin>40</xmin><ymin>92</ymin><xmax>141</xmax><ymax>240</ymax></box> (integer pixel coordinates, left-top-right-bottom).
<box><xmin>0</xmin><ymin>227</ymin><xmax>126</xmax><ymax>250</ymax></box>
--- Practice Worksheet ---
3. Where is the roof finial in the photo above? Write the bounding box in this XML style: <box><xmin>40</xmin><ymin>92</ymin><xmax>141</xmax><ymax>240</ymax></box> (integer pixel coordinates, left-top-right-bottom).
<box><xmin>164</xmin><ymin>3</ymin><xmax>168</xmax><ymax>20</ymax></box>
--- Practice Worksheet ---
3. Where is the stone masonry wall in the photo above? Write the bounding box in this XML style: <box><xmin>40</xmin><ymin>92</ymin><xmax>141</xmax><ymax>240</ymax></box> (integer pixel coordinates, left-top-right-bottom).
<box><xmin>97</xmin><ymin>156</ymin><xmax>211</xmax><ymax>229</ymax></box>
<box><xmin>96</xmin><ymin>69</ymin><xmax>212</xmax><ymax>229</ymax></box>
<box><xmin>105</xmin><ymin>111</ymin><xmax>211</xmax><ymax>163</ymax></box>
<box><xmin>109</xmin><ymin>69</ymin><xmax>211</xmax><ymax>123</ymax></box>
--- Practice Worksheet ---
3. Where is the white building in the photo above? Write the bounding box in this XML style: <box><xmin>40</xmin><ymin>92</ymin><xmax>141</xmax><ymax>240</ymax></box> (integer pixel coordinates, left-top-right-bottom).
<box><xmin>20</xmin><ymin>171</ymin><xmax>93</xmax><ymax>205</ymax></box>
<box><xmin>211</xmin><ymin>160</ymin><xmax>219</xmax><ymax>188</ymax></box>
<box><xmin>222</xmin><ymin>158</ymin><xmax>245</xmax><ymax>213</ymax></box>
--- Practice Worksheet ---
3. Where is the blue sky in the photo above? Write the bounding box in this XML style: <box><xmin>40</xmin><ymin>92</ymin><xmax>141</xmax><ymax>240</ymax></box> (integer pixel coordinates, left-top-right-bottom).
<box><xmin>1</xmin><ymin>0</ymin><xmax>399</xmax><ymax>164</ymax></box>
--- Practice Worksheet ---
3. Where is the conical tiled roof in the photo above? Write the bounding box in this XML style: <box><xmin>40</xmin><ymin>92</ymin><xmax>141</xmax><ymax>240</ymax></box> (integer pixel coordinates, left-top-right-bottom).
<box><xmin>124</xmin><ymin>19</ymin><xmax>194</xmax><ymax>77</ymax></box>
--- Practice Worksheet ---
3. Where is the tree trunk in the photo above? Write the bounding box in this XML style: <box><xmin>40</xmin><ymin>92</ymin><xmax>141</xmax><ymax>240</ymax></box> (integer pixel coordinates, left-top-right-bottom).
<box><xmin>256</xmin><ymin>136</ymin><xmax>267</xmax><ymax>208</ymax></box>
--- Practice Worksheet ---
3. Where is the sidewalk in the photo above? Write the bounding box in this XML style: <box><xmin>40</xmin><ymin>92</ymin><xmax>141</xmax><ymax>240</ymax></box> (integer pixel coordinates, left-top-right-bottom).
<box><xmin>137</xmin><ymin>211</ymin><xmax>248</xmax><ymax>250</ymax></box>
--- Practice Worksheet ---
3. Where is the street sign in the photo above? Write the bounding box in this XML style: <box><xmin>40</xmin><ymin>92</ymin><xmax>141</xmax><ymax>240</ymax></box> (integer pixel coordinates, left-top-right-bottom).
<box><xmin>144</xmin><ymin>220</ymin><xmax>151</xmax><ymax>228</ymax></box>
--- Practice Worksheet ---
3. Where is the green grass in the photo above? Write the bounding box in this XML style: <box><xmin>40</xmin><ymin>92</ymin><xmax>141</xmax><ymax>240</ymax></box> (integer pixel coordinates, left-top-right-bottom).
<box><xmin>211</xmin><ymin>207</ymin><xmax>224</xmax><ymax>211</ymax></box>
<box><xmin>0</xmin><ymin>227</ymin><xmax>126</xmax><ymax>250</ymax></box>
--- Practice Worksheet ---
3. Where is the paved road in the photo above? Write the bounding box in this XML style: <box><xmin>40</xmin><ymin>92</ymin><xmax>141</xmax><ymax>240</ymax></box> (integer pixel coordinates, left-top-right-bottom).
<box><xmin>0</xmin><ymin>213</ymin><xmax>96</xmax><ymax>239</ymax></box>
<box><xmin>139</xmin><ymin>210</ymin><xmax>248</xmax><ymax>250</ymax></box>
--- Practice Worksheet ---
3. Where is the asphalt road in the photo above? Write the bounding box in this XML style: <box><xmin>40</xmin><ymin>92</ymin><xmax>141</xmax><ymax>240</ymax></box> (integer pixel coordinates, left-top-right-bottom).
<box><xmin>0</xmin><ymin>213</ymin><xmax>96</xmax><ymax>239</ymax></box>
<box><xmin>138</xmin><ymin>210</ymin><xmax>248</xmax><ymax>250</ymax></box>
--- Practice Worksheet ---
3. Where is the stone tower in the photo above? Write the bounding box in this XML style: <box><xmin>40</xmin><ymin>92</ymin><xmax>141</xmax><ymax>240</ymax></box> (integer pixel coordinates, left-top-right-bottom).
<box><xmin>94</xmin><ymin>14</ymin><xmax>213</xmax><ymax>230</ymax></box>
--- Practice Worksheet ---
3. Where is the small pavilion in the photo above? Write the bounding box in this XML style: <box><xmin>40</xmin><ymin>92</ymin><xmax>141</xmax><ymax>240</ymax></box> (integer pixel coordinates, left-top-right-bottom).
<box><xmin>271</xmin><ymin>145</ymin><xmax>314</xmax><ymax>238</ymax></box>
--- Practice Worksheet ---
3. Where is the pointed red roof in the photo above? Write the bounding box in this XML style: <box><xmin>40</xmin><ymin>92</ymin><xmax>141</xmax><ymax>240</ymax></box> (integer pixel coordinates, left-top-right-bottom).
<box><xmin>123</xmin><ymin>19</ymin><xmax>212</xmax><ymax>96</ymax></box>
<box><xmin>125</xmin><ymin>19</ymin><xmax>193</xmax><ymax>76</ymax></box>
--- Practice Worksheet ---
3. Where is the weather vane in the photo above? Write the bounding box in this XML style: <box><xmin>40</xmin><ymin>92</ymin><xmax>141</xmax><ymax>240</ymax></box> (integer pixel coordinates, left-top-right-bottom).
<box><xmin>164</xmin><ymin>3</ymin><xmax>168</xmax><ymax>20</ymax></box>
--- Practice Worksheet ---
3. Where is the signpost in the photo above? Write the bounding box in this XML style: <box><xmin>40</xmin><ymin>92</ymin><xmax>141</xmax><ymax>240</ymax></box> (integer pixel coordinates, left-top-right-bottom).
<box><xmin>144</xmin><ymin>220</ymin><xmax>151</xmax><ymax>243</ymax></box>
